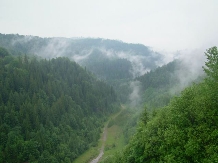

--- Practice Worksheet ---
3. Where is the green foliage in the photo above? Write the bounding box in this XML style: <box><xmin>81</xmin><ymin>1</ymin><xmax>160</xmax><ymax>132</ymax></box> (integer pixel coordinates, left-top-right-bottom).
<box><xmin>203</xmin><ymin>46</ymin><xmax>218</xmax><ymax>81</ymax></box>
<box><xmin>111</xmin><ymin>47</ymin><xmax>218</xmax><ymax>162</ymax></box>
<box><xmin>0</xmin><ymin>33</ymin><xmax>163</xmax><ymax>103</ymax></box>
<box><xmin>0</xmin><ymin>53</ymin><xmax>119</xmax><ymax>162</ymax></box>
<box><xmin>81</xmin><ymin>51</ymin><xmax>133</xmax><ymax>80</ymax></box>
<box><xmin>0</xmin><ymin>47</ymin><xmax>10</xmax><ymax>58</ymax></box>
<box><xmin>137</xmin><ymin>60</ymin><xmax>179</xmax><ymax>109</ymax></box>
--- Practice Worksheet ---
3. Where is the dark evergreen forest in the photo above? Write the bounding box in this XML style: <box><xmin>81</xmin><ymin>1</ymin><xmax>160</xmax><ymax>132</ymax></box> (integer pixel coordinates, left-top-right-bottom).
<box><xmin>0</xmin><ymin>47</ymin><xmax>119</xmax><ymax>163</ymax></box>
<box><xmin>0</xmin><ymin>33</ymin><xmax>163</xmax><ymax>104</ymax></box>
<box><xmin>136</xmin><ymin>61</ymin><xmax>178</xmax><ymax>109</ymax></box>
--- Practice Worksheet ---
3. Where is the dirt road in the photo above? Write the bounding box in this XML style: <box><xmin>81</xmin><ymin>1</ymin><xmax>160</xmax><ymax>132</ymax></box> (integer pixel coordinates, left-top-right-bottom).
<box><xmin>89</xmin><ymin>126</ymin><xmax>107</xmax><ymax>163</ymax></box>
<box><xmin>89</xmin><ymin>105</ymin><xmax>124</xmax><ymax>163</ymax></box>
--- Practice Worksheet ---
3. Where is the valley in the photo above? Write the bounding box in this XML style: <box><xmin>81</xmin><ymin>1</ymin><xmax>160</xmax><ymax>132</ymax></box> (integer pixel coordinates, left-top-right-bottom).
<box><xmin>74</xmin><ymin>105</ymin><xmax>128</xmax><ymax>163</ymax></box>
<box><xmin>0</xmin><ymin>33</ymin><xmax>217</xmax><ymax>163</ymax></box>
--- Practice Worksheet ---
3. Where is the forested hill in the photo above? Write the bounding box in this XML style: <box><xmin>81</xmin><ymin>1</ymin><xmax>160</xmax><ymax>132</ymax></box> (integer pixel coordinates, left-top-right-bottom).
<box><xmin>134</xmin><ymin>59</ymin><xmax>204</xmax><ymax>109</ymax></box>
<box><xmin>0</xmin><ymin>33</ymin><xmax>163</xmax><ymax>80</ymax></box>
<box><xmin>0</xmin><ymin>47</ymin><xmax>119</xmax><ymax>162</ymax></box>
<box><xmin>109</xmin><ymin>47</ymin><xmax>218</xmax><ymax>163</ymax></box>
<box><xmin>136</xmin><ymin>60</ymin><xmax>180</xmax><ymax>109</ymax></box>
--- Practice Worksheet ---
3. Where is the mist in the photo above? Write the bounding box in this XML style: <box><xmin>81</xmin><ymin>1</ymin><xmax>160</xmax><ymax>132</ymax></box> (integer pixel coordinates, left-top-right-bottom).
<box><xmin>129</xmin><ymin>81</ymin><xmax>142</xmax><ymax>107</ymax></box>
<box><xmin>167</xmin><ymin>48</ymin><xmax>206</xmax><ymax>94</ymax></box>
<box><xmin>32</xmin><ymin>38</ymin><xmax>70</xmax><ymax>59</ymax></box>
<box><xmin>7</xmin><ymin>35</ymin><xmax>163</xmax><ymax>79</ymax></box>
<box><xmin>71</xmin><ymin>49</ymin><xmax>94</xmax><ymax>63</ymax></box>
<box><xmin>3</xmin><ymin>34</ymin><xmax>209</xmax><ymax>107</ymax></box>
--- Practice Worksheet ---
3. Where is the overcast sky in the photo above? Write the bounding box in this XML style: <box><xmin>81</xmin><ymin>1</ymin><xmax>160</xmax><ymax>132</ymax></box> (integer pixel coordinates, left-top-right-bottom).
<box><xmin>0</xmin><ymin>0</ymin><xmax>218</xmax><ymax>51</ymax></box>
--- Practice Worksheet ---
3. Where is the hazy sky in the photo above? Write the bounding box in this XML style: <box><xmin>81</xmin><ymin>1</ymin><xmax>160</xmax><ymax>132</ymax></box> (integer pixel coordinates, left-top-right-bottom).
<box><xmin>0</xmin><ymin>0</ymin><xmax>218</xmax><ymax>51</ymax></box>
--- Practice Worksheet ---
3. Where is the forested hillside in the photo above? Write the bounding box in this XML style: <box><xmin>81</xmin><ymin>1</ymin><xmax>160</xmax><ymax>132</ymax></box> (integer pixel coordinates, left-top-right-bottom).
<box><xmin>107</xmin><ymin>47</ymin><xmax>218</xmax><ymax>163</ymax></box>
<box><xmin>136</xmin><ymin>59</ymin><xmax>204</xmax><ymax>109</ymax></box>
<box><xmin>0</xmin><ymin>47</ymin><xmax>119</xmax><ymax>163</ymax></box>
<box><xmin>136</xmin><ymin>60</ymin><xmax>179</xmax><ymax>109</ymax></box>
<box><xmin>0</xmin><ymin>33</ymin><xmax>212</xmax><ymax>163</ymax></box>
<box><xmin>0</xmin><ymin>33</ymin><xmax>162</xmax><ymax>79</ymax></box>
<box><xmin>0</xmin><ymin>33</ymin><xmax>164</xmax><ymax>103</ymax></box>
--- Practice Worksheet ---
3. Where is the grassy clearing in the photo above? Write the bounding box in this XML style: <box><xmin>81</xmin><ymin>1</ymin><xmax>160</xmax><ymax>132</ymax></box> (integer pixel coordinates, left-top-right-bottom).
<box><xmin>103</xmin><ymin>125</ymin><xmax>125</xmax><ymax>157</ymax></box>
<box><xmin>99</xmin><ymin>106</ymin><xmax>133</xmax><ymax>162</ymax></box>
<box><xmin>73</xmin><ymin>108</ymin><xmax>124</xmax><ymax>163</ymax></box>
<box><xmin>73</xmin><ymin>106</ymin><xmax>136</xmax><ymax>163</ymax></box>
<box><xmin>73</xmin><ymin>131</ymin><xmax>104</xmax><ymax>163</ymax></box>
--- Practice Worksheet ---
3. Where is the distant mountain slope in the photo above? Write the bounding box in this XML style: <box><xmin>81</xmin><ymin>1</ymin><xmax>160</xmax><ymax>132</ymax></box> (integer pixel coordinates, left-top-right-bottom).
<box><xmin>135</xmin><ymin>60</ymin><xmax>179</xmax><ymax>109</ymax></box>
<box><xmin>0</xmin><ymin>33</ymin><xmax>163</xmax><ymax>80</ymax></box>
<box><xmin>0</xmin><ymin>48</ymin><xmax>119</xmax><ymax>162</ymax></box>
<box><xmin>136</xmin><ymin>59</ymin><xmax>204</xmax><ymax>109</ymax></box>
<box><xmin>0</xmin><ymin>33</ymin><xmax>165</xmax><ymax>103</ymax></box>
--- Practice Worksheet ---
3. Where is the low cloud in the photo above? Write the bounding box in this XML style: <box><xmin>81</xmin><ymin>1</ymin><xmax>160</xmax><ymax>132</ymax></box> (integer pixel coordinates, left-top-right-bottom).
<box><xmin>35</xmin><ymin>38</ymin><xmax>70</xmax><ymax>58</ymax></box>
<box><xmin>129</xmin><ymin>81</ymin><xmax>142</xmax><ymax>107</ymax></box>
<box><xmin>71</xmin><ymin>49</ymin><xmax>94</xmax><ymax>63</ymax></box>
<box><xmin>8</xmin><ymin>36</ymin><xmax>163</xmax><ymax>80</ymax></box>
<box><xmin>98</xmin><ymin>48</ymin><xmax>160</xmax><ymax>78</ymax></box>
<box><xmin>171</xmin><ymin>48</ymin><xmax>206</xmax><ymax>94</ymax></box>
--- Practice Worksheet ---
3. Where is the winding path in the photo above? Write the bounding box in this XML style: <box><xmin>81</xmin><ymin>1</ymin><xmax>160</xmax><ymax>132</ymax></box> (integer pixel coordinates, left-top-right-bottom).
<box><xmin>89</xmin><ymin>126</ymin><xmax>107</xmax><ymax>163</ymax></box>
<box><xmin>89</xmin><ymin>105</ymin><xmax>124</xmax><ymax>163</ymax></box>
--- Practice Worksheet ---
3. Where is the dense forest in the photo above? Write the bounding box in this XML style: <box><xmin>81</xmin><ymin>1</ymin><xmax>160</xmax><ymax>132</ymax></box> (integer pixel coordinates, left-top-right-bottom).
<box><xmin>0</xmin><ymin>34</ymin><xmax>162</xmax><ymax>75</ymax></box>
<box><xmin>0</xmin><ymin>33</ymin><xmax>164</xmax><ymax>103</ymax></box>
<box><xmin>1</xmin><ymin>32</ymin><xmax>216</xmax><ymax>163</ymax></box>
<box><xmin>105</xmin><ymin>46</ymin><xmax>218</xmax><ymax>162</ymax></box>
<box><xmin>136</xmin><ymin>60</ymin><xmax>182</xmax><ymax>109</ymax></box>
<box><xmin>80</xmin><ymin>50</ymin><xmax>133</xmax><ymax>80</ymax></box>
<box><xmin>0</xmin><ymin>47</ymin><xmax>119</xmax><ymax>163</ymax></box>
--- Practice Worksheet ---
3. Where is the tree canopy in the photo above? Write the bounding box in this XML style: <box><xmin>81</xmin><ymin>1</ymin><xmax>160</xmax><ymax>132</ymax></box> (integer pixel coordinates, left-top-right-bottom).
<box><xmin>109</xmin><ymin>46</ymin><xmax>218</xmax><ymax>163</ymax></box>
<box><xmin>0</xmin><ymin>49</ymin><xmax>119</xmax><ymax>163</ymax></box>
